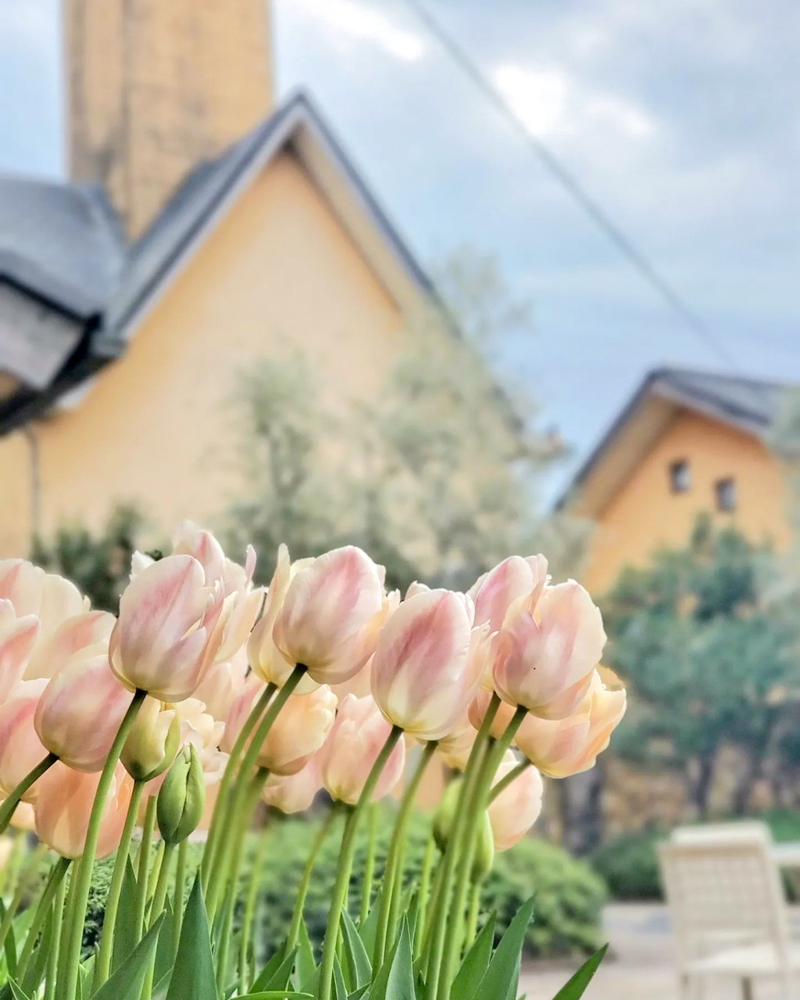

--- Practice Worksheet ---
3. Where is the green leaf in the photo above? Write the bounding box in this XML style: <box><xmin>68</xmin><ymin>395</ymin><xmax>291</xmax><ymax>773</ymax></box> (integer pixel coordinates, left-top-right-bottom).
<box><xmin>7</xmin><ymin>981</ymin><xmax>30</xmax><ymax>1000</ymax></box>
<box><xmin>91</xmin><ymin>916</ymin><xmax>164</xmax><ymax>1000</ymax></box>
<box><xmin>340</xmin><ymin>909</ymin><xmax>372</xmax><ymax>990</ymax></box>
<box><xmin>21</xmin><ymin>907</ymin><xmax>53</xmax><ymax>997</ymax></box>
<box><xmin>251</xmin><ymin>947</ymin><xmax>286</xmax><ymax>992</ymax></box>
<box><xmin>473</xmin><ymin>896</ymin><xmax>535</xmax><ymax>1000</ymax></box>
<box><xmin>451</xmin><ymin>912</ymin><xmax>496</xmax><ymax>1000</ymax></box>
<box><xmin>153</xmin><ymin>895</ymin><xmax>175</xmax><ymax>985</ymax></box>
<box><xmin>347</xmin><ymin>987</ymin><xmax>370</xmax><ymax>1000</ymax></box>
<box><xmin>333</xmin><ymin>957</ymin><xmax>349</xmax><ymax>1000</ymax></box>
<box><xmin>370</xmin><ymin>919</ymin><xmax>414</xmax><ymax>1000</ymax></box>
<box><xmin>294</xmin><ymin>920</ymin><xmax>317</xmax><ymax>990</ymax></box>
<box><xmin>550</xmin><ymin>944</ymin><xmax>608</xmax><ymax>999</ymax></box>
<box><xmin>233</xmin><ymin>994</ymin><xmax>314</xmax><ymax>999</ymax></box>
<box><xmin>358</xmin><ymin>883</ymin><xmax>384</xmax><ymax>956</ymax></box>
<box><xmin>165</xmin><ymin>877</ymin><xmax>216</xmax><ymax>1000</ymax></box>
<box><xmin>253</xmin><ymin>945</ymin><xmax>297</xmax><ymax>992</ymax></box>
<box><xmin>111</xmin><ymin>857</ymin><xmax>140</xmax><ymax>972</ymax></box>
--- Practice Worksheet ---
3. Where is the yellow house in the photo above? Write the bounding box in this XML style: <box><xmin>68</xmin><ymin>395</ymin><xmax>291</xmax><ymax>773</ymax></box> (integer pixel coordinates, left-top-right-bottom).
<box><xmin>559</xmin><ymin>367</ymin><xmax>793</xmax><ymax>593</ymax></box>
<box><xmin>0</xmin><ymin>1</ymin><xmax>439</xmax><ymax>557</ymax></box>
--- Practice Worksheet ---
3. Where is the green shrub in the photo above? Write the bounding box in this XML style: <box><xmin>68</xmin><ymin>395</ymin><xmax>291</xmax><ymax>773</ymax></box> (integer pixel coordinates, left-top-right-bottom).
<box><xmin>590</xmin><ymin>829</ymin><xmax>665</xmax><ymax>901</ymax></box>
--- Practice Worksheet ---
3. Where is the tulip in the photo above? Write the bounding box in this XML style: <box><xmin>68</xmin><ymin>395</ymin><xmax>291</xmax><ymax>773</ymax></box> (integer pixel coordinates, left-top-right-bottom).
<box><xmin>157</xmin><ymin>744</ymin><xmax>205</xmax><ymax>844</ymax></box>
<box><xmin>433</xmin><ymin>778</ymin><xmax>494</xmax><ymax>880</ymax></box>
<box><xmin>0</xmin><ymin>680</ymin><xmax>49</xmax><ymax>800</ymax></box>
<box><xmin>492</xmin><ymin>581</ymin><xmax>606</xmax><ymax>719</ymax></box>
<box><xmin>34</xmin><ymin>654</ymin><xmax>132</xmax><ymax>772</ymax></box>
<box><xmin>109</xmin><ymin>554</ymin><xmax>227</xmax><ymax>701</ymax></box>
<box><xmin>515</xmin><ymin>674</ymin><xmax>626</xmax><ymax>778</ymax></box>
<box><xmin>121</xmin><ymin>697</ymin><xmax>181</xmax><ymax>781</ymax></box>
<box><xmin>437</xmin><ymin>719</ymin><xmax>477</xmax><ymax>772</ymax></box>
<box><xmin>371</xmin><ymin>589</ymin><xmax>481</xmax><ymax>741</ymax></box>
<box><xmin>321</xmin><ymin>695</ymin><xmax>405</xmax><ymax>805</ymax></box>
<box><xmin>175</xmin><ymin>698</ymin><xmax>228</xmax><ymax>785</ymax></box>
<box><xmin>273</xmin><ymin>546</ymin><xmax>387</xmax><ymax>685</ymax></box>
<box><xmin>24</xmin><ymin>609</ymin><xmax>114</xmax><ymax>682</ymax></box>
<box><xmin>469</xmin><ymin>555</ymin><xmax>548</xmax><ymax>633</ymax></box>
<box><xmin>220</xmin><ymin>672</ymin><xmax>265</xmax><ymax>754</ymax></box>
<box><xmin>0</xmin><ymin>600</ymin><xmax>39</xmax><ymax>703</ymax></box>
<box><xmin>488</xmin><ymin>754</ymin><xmax>544</xmax><ymax>852</ymax></box>
<box><xmin>262</xmin><ymin>758</ymin><xmax>323</xmax><ymax>814</ymax></box>
<box><xmin>34</xmin><ymin>762</ymin><xmax>132</xmax><ymax>859</ymax></box>
<box><xmin>248</xmin><ymin>545</ymin><xmax>318</xmax><ymax>693</ymax></box>
<box><xmin>255</xmin><ymin>686</ymin><xmax>337</xmax><ymax>776</ymax></box>
<box><xmin>0</xmin><ymin>560</ymin><xmax>86</xmax><ymax>638</ymax></box>
<box><xmin>2</xmin><ymin>799</ymin><xmax>35</xmax><ymax>832</ymax></box>
<box><xmin>193</xmin><ymin>653</ymin><xmax>248</xmax><ymax>722</ymax></box>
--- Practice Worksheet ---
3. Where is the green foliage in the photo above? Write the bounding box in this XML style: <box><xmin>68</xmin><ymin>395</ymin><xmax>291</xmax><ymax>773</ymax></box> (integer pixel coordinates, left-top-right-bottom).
<box><xmin>30</xmin><ymin>505</ymin><xmax>145</xmax><ymax>612</ymax></box>
<box><xmin>590</xmin><ymin>829</ymin><xmax>665</xmax><ymax>901</ymax></box>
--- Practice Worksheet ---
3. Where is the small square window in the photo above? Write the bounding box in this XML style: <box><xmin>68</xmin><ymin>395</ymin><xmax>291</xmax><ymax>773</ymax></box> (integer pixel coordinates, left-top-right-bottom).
<box><xmin>669</xmin><ymin>459</ymin><xmax>691</xmax><ymax>494</ymax></box>
<box><xmin>715</xmin><ymin>478</ymin><xmax>737</xmax><ymax>513</ymax></box>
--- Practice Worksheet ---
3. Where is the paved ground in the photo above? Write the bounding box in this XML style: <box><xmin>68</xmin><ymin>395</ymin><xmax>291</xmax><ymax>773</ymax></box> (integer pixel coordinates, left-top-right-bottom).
<box><xmin>520</xmin><ymin>903</ymin><xmax>797</xmax><ymax>999</ymax></box>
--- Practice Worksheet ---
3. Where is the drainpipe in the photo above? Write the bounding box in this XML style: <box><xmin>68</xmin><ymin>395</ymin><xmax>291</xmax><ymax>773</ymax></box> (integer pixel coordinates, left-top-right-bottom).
<box><xmin>22</xmin><ymin>426</ymin><xmax>42</xmax><ymax>547</ymax></box>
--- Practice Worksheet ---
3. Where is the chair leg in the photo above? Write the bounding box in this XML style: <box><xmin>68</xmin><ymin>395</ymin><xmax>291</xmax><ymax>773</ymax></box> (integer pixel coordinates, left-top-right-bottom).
<box><xmin>740</xmin><ymin>978</ymin><xmax>754</xmax><ymax>1000</ymax></box>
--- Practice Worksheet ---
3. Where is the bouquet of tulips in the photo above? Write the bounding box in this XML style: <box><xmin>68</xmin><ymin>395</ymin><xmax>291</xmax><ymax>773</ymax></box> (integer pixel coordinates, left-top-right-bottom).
<box><xmin>0</xmin><ymin>521</ymin><xmax>625</xmax><ymax>1000</ymax></box>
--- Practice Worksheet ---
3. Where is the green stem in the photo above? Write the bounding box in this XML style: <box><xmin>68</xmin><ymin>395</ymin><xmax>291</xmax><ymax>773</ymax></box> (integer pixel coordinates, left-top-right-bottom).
<box><xmin>414</xmin><ymin>835</ymin><xmax>437</xmax><ymax>962</ymax></box>
<box><xmin>59</xmin><ymin>688</ymin><xmax>147</xmax><ymax>1000</ymax></box>
<box><xmin>45</xmin><ymin>872</ymin><xmax>67</xmax><ymax>1000</ymax></box>
<box><xmin>133</xmin><ymin>794</ymin><xmax>157</xmax><ymax>945</ymax></box>
<box><xmin>140</xmin><ymin>841</ymin><xmax>175</xmax><ymax>1000</ymax></box>
<box><xmin>172</xmin><ymin>838</ymin><xmax>188</xmax><ymax>960</ymax></box>
<box><xmin>465</xmin><ymin>879</ymin><xmax>481</xmax><ymax>952</ymax></box>
<box><xmin>0</xmin><ymin>753</ymin><xmax>58</xmax><ymax>834</ymax></box>
<box><xmin>206</xmin><ymin>667</ymin><xmax>305</xmax><ymax>915</ymax></box>
<box><xmin>240</xmin><ymin>822</ymin><xmax>272</xmax><ymax>985</ymax></box>
<box><xmin>287</xmin><ymin>807</ymin><xmax>338</xmax><ymax>950</ymax></box>
<box><xmin>95</xmin><ymin>777</ymin><xmax>146</xmax><ymax>985</ymax></box>
<box><xmin>201</xmin><ymin>682</ymin><xmax>276</xmax><ymax>889</ymax></box>
<box><xmin>437</xmin><ymin>705</ymin><xmax>527</xmax><ymax>1000</ymax></box>
<box><xmin>0</xmin><ymin>832</ymin><xmax>24</xmax><ymax>899</ymax></box>
<box><xmin>374</xmin><ymin>741</ymin><xmax>437</xmax><ymax>969</ymax></box>
<box><xmin>489</xmin><ymin>758</ymin><xmax>531</xmax><ymax>802</ymax></box>
<box><xmin>360</xmin><ymin>804</ymin><xmax>379</xmax><ymax>925</ymax></box>
<box><xmin>319</xmin><ymin>726</ymin><xmax>403</xmax><ymax>1000</ymax></box>
<box><xmin>0</xmin><ymin>842</ymin><xmax>47</xmax><ymax>952</ymax></box>
<box><xmin>16</xmin><ymin>856</ymin><xmax>71</xmax><ymax>980</ymax></box>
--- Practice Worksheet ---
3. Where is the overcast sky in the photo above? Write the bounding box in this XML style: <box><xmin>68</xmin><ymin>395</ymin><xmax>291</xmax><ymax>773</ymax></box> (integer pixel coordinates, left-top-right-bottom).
<box><xmin>0</xmin><ymin>0</ymin><xmax>798</xmax><ymax>497</ymax></box>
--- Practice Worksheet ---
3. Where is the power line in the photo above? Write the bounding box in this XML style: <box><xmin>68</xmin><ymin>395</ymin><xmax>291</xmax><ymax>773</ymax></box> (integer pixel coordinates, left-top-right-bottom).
<box><xmin>396</xmin><ymin>0</ymin><xmax>744</xmax><ymax>373</ymax></box>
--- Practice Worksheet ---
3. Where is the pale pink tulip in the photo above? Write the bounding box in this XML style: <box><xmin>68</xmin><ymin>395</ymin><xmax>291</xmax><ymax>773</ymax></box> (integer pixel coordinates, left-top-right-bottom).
<box><xmin>193</xmin><ymin>652</ymin><xmax>249</xmax><ymax>722</ymax></box>
<box><xmin>0</xmin><ymin>560</ymin><xmax>86</xmax><ymax>638</ymax></box>
<box><xmin>2</xmin><ymin>799</ymin><xmax>35</xmax><ymax>832</ymax></box>
<box><xmin>34</xmin><ymin>654</ymin><xmax>132</xmax><ymax>771</ymax></box>
<box><xmin>24</xmin><ymin>609</ymin><xmax>114</xmax><ymax>682</ymax></box>
<box><xmin>371</xmin><ymin>589</ymin><xmax>480</xmax><ymax>741</ymax></box>
<box><xmin>320</xmin><ymin>694</ymin><xmax>405</xmax><ymax>805</ymax></box>
<box><xmin>493</xmin><ymin>582</ymin><xmax>606</xmax><ymax>719</ymax></box>
<box><xmin>0</xmin><ymin>600</ymin><xmax>39</xmax><ymax>703</ymax></box>
<box><xmin>273</xmin><ymin>547</ymin><xmax>386</xmax><ymax>685</ymax></box>
<box><xmin>220</xmin><ymin>671</ymin><xmax>264</xmax><ymax>754</ymax></box>
<box><xmin>516</xmin><ymin>675</ymin><xmax>626</xmax><ymax>777</ymax></box>
<box><xmin>34</xmin><ymin>762</ymin><xmax>132</xmax><ymax>859</ymax></box>
<box><xmin>0</xmin><ymin>680</ymin><xmax>49</xmax><ymax>800</ymax></box>
<box><xmin>469</xmin><ymin>555</ymin><xmax>548</xmax><ymax>633</ymax></box>
<box><xmin>262</xmin><ymin>757</ymin><xmax>323</xmax><ymax>814</ymax></box>
<box><xmin>109</xmin><ymin>555</ymin><xmax>226</xmax><ymax>701</ymax></box>
<box><xmin>175</xmin><ymin>698</ymin><xmax>228</xmax><ymax>785</ymax></box>
<box><xmin>248</xmin><ymin>545</ymin><xmax>318</xmax><ymax>693</ymax></box>
<box><xmin>488</xmin><ymin>754</ymin><xmax>544</xmax><ymax>852</ymax></box>
<box><xmin>437</xmin><ymin>720</ymin><xmax>477</xmax><ymax>772</ymax></box>
<box><xmin>255</xmin><ymin>686</ymin><xmax>337</xmax><ymax>776</ymax></box>
<box><xmin>468</xmin><ymin>688</ymin><xmax>519</xmax><ymax>741</ymax></box>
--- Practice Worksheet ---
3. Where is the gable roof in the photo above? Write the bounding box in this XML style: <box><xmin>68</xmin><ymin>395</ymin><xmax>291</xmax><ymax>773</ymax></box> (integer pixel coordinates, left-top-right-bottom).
<box><xmin>558</xmin><ymin>366</ymin><xmax>791</xmax><ymax>516</ymax></box>
<box><xmin>0</xmin><ymin>90</ymin><xmax>437</xmax><ymax>432</ymax></box>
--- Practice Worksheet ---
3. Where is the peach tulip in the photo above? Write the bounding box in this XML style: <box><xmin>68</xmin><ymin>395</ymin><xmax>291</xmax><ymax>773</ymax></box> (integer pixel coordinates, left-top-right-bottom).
<box><xmin>469</xmin><ymin>555</ymin><xmax>548</xmax><ymax>633</ymax></box>
<box><xmin>320</xmin><ymin>694</ymin><xmax>405</xmax><ymax>805</ymax></box>
<box><xmin>220</xmin><ymin>671</ymin><xmax>265</xmax><ymax>754</ymax></box>
<box><xmin>371</xmin><ymin>589</ymin><xmax>481</xmax><ymax>741</ymax></box>
<box><xmin>437</xmin><ymin>720</ymin><xmax>477</xmax><ymax>772</ymax></box>
<box><xmin>34</xmin><ymin>762</ymin><xmax>132</xmax><ymax>859</ymax></box>
<box><xmin>493</xmin><ymin>581</ymin><xmax>606</xmax><ymax>719</ymax></box>
<box><xmin>110</xmin><ymin>554</ymin><xmax>227</xmax><ymax>701</ymax></box>
<box><xmin>262</xmin><ymin>757</ymin><xmax>323</xmax><ymax>814</ymax></box>
<box><xmin>34</xmin><ymin>653</ymin><xmax>132</xmax><ymax>771</ymax></box>
<box><xmin>0</xmin><ymin>680</ymin><xmax>49</xmax><ymax>800</ymax></box>
<box><xmin>175</xmin><ymin>698</ymin><xmax>228</xmax><ymax>785</ymax></box>
<box><xmin>193</xmin><ymin>652</ymin><xmax>249</xmax><ymax>722</ymax></box>
<box><xmin>273</xmin><ymin>546</ymin><xmax>386</xmax><ymax>685</ymax></box>
<box><xmin>515</xmin><ymin>675</ymin><xmax>627</xmax><ymax>778</ymax></box>
<box><xmin>1</xmin><ymin>799</ymin><xmax>35</xmax><ymax>832</ymax></box>
<box><xmin>24</xmin><ymin>609</ymin><xmax>114</xmax><ymax>682</ymax></box>
<box><xmin>0</xmin><ymin>600</ymin><xmax>39</xmax><ymax>703</ymax></box>
<box><xmin>255</xmin><ymin>686</ymin><xmax>337</xmax><ymax>776</ymax></box>
<box><xmin>0</xmin><ymin>560</ymin><xmax>86</xmax><ymax>638</ymax></box>
<box><xmin>488</xmin><ymin>754</ymin><xmax>544</xmax><ymax>852</ymax></box>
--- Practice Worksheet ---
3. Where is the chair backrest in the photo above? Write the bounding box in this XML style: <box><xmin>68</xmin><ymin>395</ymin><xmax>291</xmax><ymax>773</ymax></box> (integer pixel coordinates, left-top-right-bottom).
<box><xmin>659</xmin><ymin>834</ymin><xmax>790</xmax><ymax>966</ymax></box>
<box><xmin>672</xmin><ymin>821</ymin><xmax>771</xmax><ymax>846</ymax></box>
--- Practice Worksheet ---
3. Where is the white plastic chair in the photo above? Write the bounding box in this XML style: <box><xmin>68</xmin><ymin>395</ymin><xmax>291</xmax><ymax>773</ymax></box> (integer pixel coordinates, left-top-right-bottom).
<box><xmin>659</xmin><ymin>829</ymin><xmax>800</xmax><ymax>999</ymax></box>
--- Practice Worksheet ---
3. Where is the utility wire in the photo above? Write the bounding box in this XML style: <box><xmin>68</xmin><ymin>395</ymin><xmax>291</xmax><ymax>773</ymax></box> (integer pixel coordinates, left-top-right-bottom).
<box><xmin>397</xmin><ymin>0</ymin><xmax>744</xmax><ymax>374</ymax></box>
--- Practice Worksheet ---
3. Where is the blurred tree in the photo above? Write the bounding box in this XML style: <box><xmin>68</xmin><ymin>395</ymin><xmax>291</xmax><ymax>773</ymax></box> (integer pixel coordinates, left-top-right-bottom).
<box><xmin>31</xmin><ymin>504</ymin><xmax>145</xmax><ymax>612</ymax></box>
<box><xmin>227</xmin><ymin>248</ymin><xmax>587</xmax><ymax>591</ymax></box>
<box><xmin>602</xmin><ymin>514</ymin><xmax>797</xmax><ymax>819</ymax></box>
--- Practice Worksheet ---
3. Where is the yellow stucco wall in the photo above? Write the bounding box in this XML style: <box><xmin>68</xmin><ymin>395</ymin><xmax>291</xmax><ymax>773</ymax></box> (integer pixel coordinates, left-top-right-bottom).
<box><xmin>585</xmin><ymin>408</ymin><xmax>791</xmax><ymax>594</ymax></box>
<box><xmin>0</xmin><ymin>150</ymin><xmax>409</xmax><ymax>557</ymax></box>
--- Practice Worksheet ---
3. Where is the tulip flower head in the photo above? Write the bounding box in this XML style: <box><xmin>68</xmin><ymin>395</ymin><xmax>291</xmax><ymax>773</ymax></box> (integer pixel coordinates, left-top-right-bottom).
<box><xmin>157</xmin><ymin>744</ymin><xmax>206</xmax><ymax>844</ymax></box>
<box><xmin>273</xmin><ymin>546</ymin><xmax>387</xmax><ymax>685</ymax></box>
<box><xmin>321</xmin><ymin>694</ymin><xmax>405</xmax><ymax>805</ymax></box>
<box><xmin>0</xmin><ymin>560</ymin><xmax>86</xmax><ymax>640</ymax></box>
<box><xmin>469</xmin><ymin>555</ymin><xmax>548</xmax><ymax>633</ymax></box>
<box><xmin>121</xmin><ymin>697</ymin><xmax>181</xmax><ymax>781</ymax></box>
<box><xmin>492</xmin><ymin>581</ymin><xmax>606</xmax><ymax>719</ymax></box>
<box><xmin>0</xmin><ymin>679</ymin><xmax>49</xmax><ymax>800</ymax></box>
<box><xmin>371</xmin><ymin>589</ymin><xmax>480</xmax><ymax>741</ymax></box>
<box><xmin>488</xmin><ymin>754</ymin><xmax>544</xmax><ymax>852</ymax></box>
<box><xmin>255</xmin><ymin>685</ymin><xmax>337</xmax><ymax>776</ymax></box>
<box><xmin>110</xmin><ymin>554</ymin><xmax>227</xmax><ymax>702</ymax></box>
<box><xmin>262</xmin><ymin>757</ymin><xmax>323</xmax><ymax>815</ymax></box>
<box><xmin>0</xmin><ymin>599</ymin><xmax>39</xmax><ymax>704</ymax></box>
<box><xmin>192</xmin><ymin>652</ymin><xmax>249</xmax><ymax>723</ymax></box>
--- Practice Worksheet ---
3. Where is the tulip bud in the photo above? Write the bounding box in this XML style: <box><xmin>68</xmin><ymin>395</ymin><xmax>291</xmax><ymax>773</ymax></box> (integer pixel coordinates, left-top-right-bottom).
<box><xmin>433</xmin><ymin>779</ymin><xmax>494</xmax><ymax>881</ymax></box>
<box><xmin>34</xmin><ymin>654</ymin><xmax>133</xmax><ymax>772</ymax></box>
<box><xmin>469</xmin><ymin>555</ymin><xmax>548</xmax><ymax>633</ymax></box>
<box><xmin>157</xmin><ymin>744</ymin><xmax>206</xmax><ymax>844</ymax></box>
<box><xmin>370</xmin><ymin>589</ymin><xmax>479</xmax><ymax>741</ymax></box>
<box><xmin>493</xmin><ymin>582</ymin><xmax>606</xmax><ymax>719</ymax></box>
<box><xmin>121</xmin><ymin>697</ymin><xmax>181</xmax><ymax>781</ymax></box>
<box><xmin>273</xmin><ymin>547</ymin><xmax>386</xmax><ymax>685</ymax></box>
<box><xmin>320</xmin><ymin>694</ymin><xmax>405</xmax><ymax>805</ymax></box>
<box><xmin>488</xmin><ymin>755</ymin><xmax>544</xmax><ymax>852</ymax></box>
<box><xmin>0</xmin><ymin>680</ymin><xmax>49</xmax><ymax>800</ymax></box>
<box><xmin>255</xmin><ymin>686</ymin><xmax>337</xmax><ymax>776</ymax></box>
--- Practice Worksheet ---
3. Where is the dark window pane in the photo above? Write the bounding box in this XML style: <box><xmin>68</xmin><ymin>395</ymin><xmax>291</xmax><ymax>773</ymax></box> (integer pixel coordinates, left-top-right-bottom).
<box><xmin>669</xmin><ymin>459</ymin><xmax>691</xmax><ymax>494</ymax></box>
<box><xmin>715</xmin><ymin>478</ymin><xmax>737</xmax><ymax>512</ymax></box>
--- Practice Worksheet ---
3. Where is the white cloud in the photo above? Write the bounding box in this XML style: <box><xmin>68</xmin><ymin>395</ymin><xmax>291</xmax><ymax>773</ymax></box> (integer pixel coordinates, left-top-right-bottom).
<box><xmin>494</xmin><ymin>65</ymin><xmax>569</xmax><ymax>137</ymax></box>
<box><xmin>587</xmin><ymin>95</ymin><xmax>655</xmax><ymax>138</ymax></box>
<box><xmin>290</xmin><ymin>0</ymin><xmax>424</xmax><ymax>61</ymax></box>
